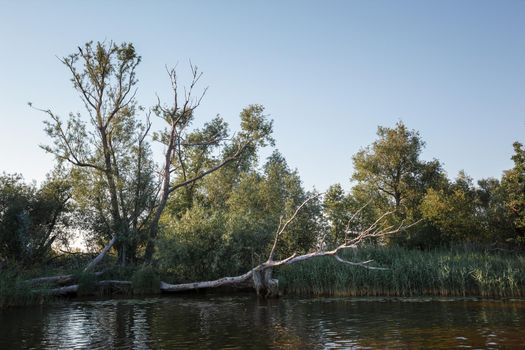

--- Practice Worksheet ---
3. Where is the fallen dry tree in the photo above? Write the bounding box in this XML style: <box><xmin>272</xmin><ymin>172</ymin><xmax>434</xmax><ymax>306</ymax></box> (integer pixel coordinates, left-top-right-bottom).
<box><xmin>26</xmin><ymin>195</ymin><xmax>419</xmax><ymax>298</ymax></box>
<box><xmin>26</xmin><ymin>271</ymin><xmax>133</xmax><ymax>296</ymax></box>
<box><xmin>48</xmin><ymin>280</ymin><xmax>132</xmax><ymax>296</ymax></box>
<box><xmin>160</xmin><ymin>197</ymin><xmax>420</xmax><ymax>297</ymax></box>
<box><xmin>25</xmin><ymin>271</ymin><xmax>105</xmax><ymax>287</ymax></box>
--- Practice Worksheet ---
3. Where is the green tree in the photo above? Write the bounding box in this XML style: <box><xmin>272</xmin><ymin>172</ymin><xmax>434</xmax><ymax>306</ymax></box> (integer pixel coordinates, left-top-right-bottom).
<box><xmin>259</xmin><ymin>151</ymin><xmax>321</xmax><ymax>259</ymax></box>
<box><xmin>323</xmin><ymin>184</ymin><xmax>352</xmax><ymax>246</ymax></box>
<box><xmin>477</xmin><ymin>177</ymin><xmax>515</xmax><ymax>244</ymax></box>
<box><xmin>143</xmin><ymin>88</ymin><xmax>273</xmax><ymax>262</ymax></box>
<box><xmin>37</xmin><ymin>41</ymin><xmax>156</xmax><ymax>265</ymax></box>
<box><xmin>501</xmin><ymin>141</ymin><xmax>525</xmax><ymax>244</ymax></box>
<box><xmin>352</xmin><ymin>122</ymin><xmax>443</xmax><ymax>211</ymax></box>
<box><xmin>350</xmin><ymin>122</ymin><xmax>445</xmax><ymax>245</ymax></box>
<box><xmin>421</xmin><ymin>171</ymin><xmax>482</xmax><ymax>242</ymax></box>
<box><xmin>37</xmin><ymin>41</ymin><xmax>273</xmax><ymax>268</ymax></box>
<box><xmin>0</xmin><ymin>173</ymin><xmax>71</xmax><ymax>265</ymax></box>
<box><xmin>157</xmin><ymin>151</ymin><xmax>322</xmax><ymax>281</ymax></box>
<box><xmin>422</xmin><ymin>172</ymin><xmax>517</xmax><ymax>246</ymax></box>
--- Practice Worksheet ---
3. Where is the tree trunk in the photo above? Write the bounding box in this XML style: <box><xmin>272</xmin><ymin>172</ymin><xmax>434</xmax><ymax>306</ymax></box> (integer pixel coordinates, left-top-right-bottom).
<box><xmin>84</xmin><ymin>236</ymin><xmax>117</xmax><ymax>272</ymax></box>
<box><xmin>47</xmin><ymin>280</ymin><xmax>132</xmax><ymax>296</ymax></box>
<box><xmin>25</xmin><ymin>271</ymin><xmax>105</xmax><ymax>286</ymax></box>
<box><xmin>252</xmin><ymin>268</ymin><xmax>279</xmax><ymax>297</ymax></box>
<box><xmin>159</xmin><ymin>269</ymin><xmax>254</xmax><ymax>292</ymax></box>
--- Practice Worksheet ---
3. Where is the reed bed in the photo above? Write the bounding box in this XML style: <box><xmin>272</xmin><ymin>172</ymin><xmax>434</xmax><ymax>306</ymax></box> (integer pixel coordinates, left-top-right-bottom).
<box><xmin>277</xmin><ymin>246</ymin><xmax>525</xmax><ymax>298</ymax></box>
<box><xmin>0</xmin><ymin>269</ymin><xmax>49</xmax><ymax>308</ymax></box>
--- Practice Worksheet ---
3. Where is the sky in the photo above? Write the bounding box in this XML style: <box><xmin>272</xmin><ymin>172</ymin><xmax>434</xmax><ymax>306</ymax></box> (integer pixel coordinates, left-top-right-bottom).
<box><xmin>0</xmin><ymin>0</ymin><xmax>524</xmax><ymax>192</ymax></box>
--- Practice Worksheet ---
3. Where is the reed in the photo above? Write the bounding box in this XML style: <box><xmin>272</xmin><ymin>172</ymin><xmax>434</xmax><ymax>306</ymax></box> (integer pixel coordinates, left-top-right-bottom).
<box><xmin>132</xmin><ymin>266</ymin><xmax>161</xmax><ymax>295</ymax></box>
<box><xmin>277</xmin><ymin>245</ymin><xmax>525</xmax><ymax>297</ymax></box>
<box><xmin>0</xmin><ymin>269</ymin><xmax>48</xmax><ymax>308</ymax></box>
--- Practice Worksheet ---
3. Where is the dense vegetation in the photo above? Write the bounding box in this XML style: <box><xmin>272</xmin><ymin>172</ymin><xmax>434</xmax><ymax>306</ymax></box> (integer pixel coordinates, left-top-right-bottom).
<box><xmin>279</xmin><ymin>246</ymin><xmax>525</xmax><ymax>297</ymax></box>
<box><xmin>1</xmin><ymin>41</ymin><xmax>524</xmax><ymax>305</ymax></box>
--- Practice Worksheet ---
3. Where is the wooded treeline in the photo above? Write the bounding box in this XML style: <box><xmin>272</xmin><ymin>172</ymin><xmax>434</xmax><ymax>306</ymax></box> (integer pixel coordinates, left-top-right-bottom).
<box><xmin>1</xmin><ymin>41</ymin><xmax>524</xmax><ymax>286</ymax></box>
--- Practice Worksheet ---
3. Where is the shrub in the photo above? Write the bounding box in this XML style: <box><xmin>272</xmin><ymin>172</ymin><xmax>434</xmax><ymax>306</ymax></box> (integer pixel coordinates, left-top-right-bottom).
<box><xmin>0</xmin><ymin>269</ymin><xmax>46</xmax><ymax>308</ymax></box>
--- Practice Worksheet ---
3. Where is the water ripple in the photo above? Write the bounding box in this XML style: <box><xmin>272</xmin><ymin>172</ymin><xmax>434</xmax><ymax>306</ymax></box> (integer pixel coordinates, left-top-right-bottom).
<box><xmin>1</xmin><ymin>297</ymin><xmax>524</xmax><ymax>349</ymax></box>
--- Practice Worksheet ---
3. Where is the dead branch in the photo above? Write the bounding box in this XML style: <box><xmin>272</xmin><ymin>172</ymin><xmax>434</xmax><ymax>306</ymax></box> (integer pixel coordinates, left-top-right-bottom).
<box><xmin>161</xmin><ymin>196</ymin><xmax>420</xmax><ymax>296</ymax></box>
<box><xmin>25</xmin><ymin>271</ymin><xmax>105</xmax><ymax>287</ymax></box>
<box><xmin>47</xmin><ymin>280</ymin><xmax>132</xmax><ymax>296</ymax></box>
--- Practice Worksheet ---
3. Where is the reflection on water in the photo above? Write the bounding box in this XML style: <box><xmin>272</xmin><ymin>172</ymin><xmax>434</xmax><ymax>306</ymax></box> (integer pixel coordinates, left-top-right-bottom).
<box><xmin>1</xmin><ymin>295</ymin><xmax>525</xmax><ymax>349</ymax></box>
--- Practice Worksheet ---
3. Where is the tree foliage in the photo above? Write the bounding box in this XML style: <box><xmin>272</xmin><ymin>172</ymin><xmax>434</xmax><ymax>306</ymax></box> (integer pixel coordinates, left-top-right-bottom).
<box><xmin>36</xmin><ymin>41</ymin><xmax>273</xmax><ymax>267</ymax></box>
<box><xmin>352</xmin><ymin>122</ymin><xmax>444</xmax><ymax>212</ymax></box>
<box><xmin>421</xmin><ymin>172</ymin><xmax>484</xmax><ymax>242</ymax></box>
<box><xmin>2</xmin><ymin>39</ymin><xmax>523</xmax><ymax>279</ymax></box>
<box><xmin>0</xmin><ymin>173</ymin><xmax>70</xmax><ymax>265</ymax></box>
<box><xmin>38</xmin><ymin>41</ymin><xmax>155</xmax><ymax>264</ymax></box>
<box><xmin>157</xmin><ymin>151</ymin><xmax>322</xmax><ymax>281</ymax></box>
<box><xmin>501</xmin><ymin>142</ymin><xmax>525</xmax><ymax>244</ymax></box>
<box><xmin>350</xmin><ymin>122</ymin><xmax>445</xmax><ymax>245</ymax></box>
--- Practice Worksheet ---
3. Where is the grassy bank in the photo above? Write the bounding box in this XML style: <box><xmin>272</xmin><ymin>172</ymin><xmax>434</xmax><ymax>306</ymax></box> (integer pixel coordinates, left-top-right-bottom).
<box><xmin>3</xmin><ymin>246</ymin><xmax>525</xmax><ymax>307</ymax></box>
<box><xmin>0</xmin><ymin>256</ymin><xmax>161</xmax><ymax>308</ymax></box>
<box><xmin>277</xmin><ymin>246</ymin><xmax>525</xmax><ymax>297</ymax></box>
<box><xmin>0</xmin><ymin>270</ymin><xmax>50</xmax><ymax>308</ymax></box>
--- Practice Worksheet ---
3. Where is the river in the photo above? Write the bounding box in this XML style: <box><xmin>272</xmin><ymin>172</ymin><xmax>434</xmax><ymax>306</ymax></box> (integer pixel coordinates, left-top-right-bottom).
<box><xmin>1</xmin><ymin>295</ymin><xmax>524</xmax><ymax>349</ymax></box>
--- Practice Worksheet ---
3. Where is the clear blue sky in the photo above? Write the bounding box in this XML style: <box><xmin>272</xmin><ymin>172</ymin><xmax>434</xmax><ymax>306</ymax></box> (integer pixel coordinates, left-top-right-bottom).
<box><xmin>0</xmin><ymin>0</ymin><xmax>524</xmax><ymax>191</ymax></box>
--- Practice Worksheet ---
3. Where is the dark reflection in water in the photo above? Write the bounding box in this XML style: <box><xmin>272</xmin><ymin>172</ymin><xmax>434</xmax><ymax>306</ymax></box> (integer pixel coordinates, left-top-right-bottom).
<box><xmin>1</xmin><ymin>295</ymin><xmax>525</xmax><ymax>349</ymax></box>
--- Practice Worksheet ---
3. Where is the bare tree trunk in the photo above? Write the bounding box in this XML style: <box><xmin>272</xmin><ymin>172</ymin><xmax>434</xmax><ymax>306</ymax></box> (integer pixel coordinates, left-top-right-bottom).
<box><xmin>25</xmin><ymin>271</ymin><xmax>105</xmax><ymax>286</ymax></box>
<box><xmin>48</xmin><ymin>280</ymin><xmax>132</xmax><ymax>296</ymax></box>
<box><xmin>159</xmin><ymin>269</ymin><xmax>254</xmax><ymax>292</ymax></box>
<box><xmin>158</xmin><ymin>251</ymin><xmax>383</xmax><ymax>297</ymax></box>
<box><xmin>49</xmin><ymin>284</ymin><xmax>79</xmax><ymax>296</ymax></box>
<box><xmin>26</xmin><ymin>274</ymin><xmax>77</xmax><ymax>286</ymax></box>
<box><xmin>252</xmin><ymin>268</ymin><xmax>279</xmax><ymax>297</ymax></box>
<box><xmin>84</xmin><ymin>236</ymin><xmax>117</xmax><ymax>272</ymax></box>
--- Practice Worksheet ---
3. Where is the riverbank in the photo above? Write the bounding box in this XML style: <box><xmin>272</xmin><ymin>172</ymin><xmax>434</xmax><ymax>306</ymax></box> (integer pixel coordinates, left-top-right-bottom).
<box><xmin>278</xmin><ymin>246</ymin><xmax>525</xmax><ymax>297</ymax></box>
<box><xmin>0</xmin><ymin>262</ymin><xmax>160</xmax><ymax>308</ymax></box>
<box><xmin>2</xmin><ymin>246</ymin><xmax>525</xmax><ymax>308</ymax></box>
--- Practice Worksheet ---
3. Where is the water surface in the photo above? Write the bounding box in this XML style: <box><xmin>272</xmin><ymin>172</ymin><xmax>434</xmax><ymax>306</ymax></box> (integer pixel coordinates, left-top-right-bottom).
<box><xmin>1</xmin><ymin>295</ymin><xmax>524</xmax><ymax>349</ymax></box>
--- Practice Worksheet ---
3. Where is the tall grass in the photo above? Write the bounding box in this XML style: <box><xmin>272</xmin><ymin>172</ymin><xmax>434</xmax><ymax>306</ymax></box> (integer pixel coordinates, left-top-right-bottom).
<box><xmin>277</xmin><ymin>245</ymin><xmax>525</xmax><ymax>297</ymax></box>
<box><xmin>132</xmin><ymin>266</ymin><xmax>160</xmax><ymax>295</ymax></box>
<box><xmin>0</xmin><ymin>269</ymin><xmax>48</xmax><ymax>308</ymax></box>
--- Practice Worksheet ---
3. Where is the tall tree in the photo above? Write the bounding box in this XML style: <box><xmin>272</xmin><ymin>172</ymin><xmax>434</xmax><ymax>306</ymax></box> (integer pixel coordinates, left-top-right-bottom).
<box><xmin>502</xmin><ymin>141</ymin><xmax>525</xmax><ymax>244</ymax></box>
<box><xmin>0</xmin><ymin>173</ymin><xmax>71</xmax><ymax>265</ymax></box>
<box><xmin>37</xmin><ymin>41</ymin><xmax>157</xmax><ymax>265</ymax></box>
<box><xmin>350</xmin><ymin>122</ymin><xmax>445</xmax><ymax>245</ymax></box>
<box><xmin>37</xmin><ymin>41</ymin><xmax>274</xmax><ymax>267</ymax></box>
<box><xmin>352</xmin><ymin>122</ymin><xmax>443</xmax><ymax>211</ymax></box>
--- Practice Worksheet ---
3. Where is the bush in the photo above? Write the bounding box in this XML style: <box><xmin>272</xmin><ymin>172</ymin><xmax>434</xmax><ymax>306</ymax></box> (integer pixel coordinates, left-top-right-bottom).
<box><xmin>0</xmin><ymin>269</ymin><xmax>46</xmax><ymax>308</ymax></box>
<box><xmin>0</xmin><ymin>174</ymin><xmax>71</xmax><ymax>266</ymax></box>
